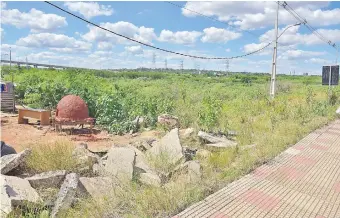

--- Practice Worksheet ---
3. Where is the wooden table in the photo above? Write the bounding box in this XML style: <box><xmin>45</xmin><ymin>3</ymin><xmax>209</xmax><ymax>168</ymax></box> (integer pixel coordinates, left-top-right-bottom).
<box><xmin>18</xmin><ymin>108</ymin><xmax>51</xmax><ymax>126</ymax></box>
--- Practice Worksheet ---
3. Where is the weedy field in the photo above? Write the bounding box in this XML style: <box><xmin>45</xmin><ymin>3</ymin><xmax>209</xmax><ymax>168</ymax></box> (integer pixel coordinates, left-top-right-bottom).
<box><xmin>2</xmin><ymin>66</ymin><xmax>340</xmax><ymax>217</ymax></box>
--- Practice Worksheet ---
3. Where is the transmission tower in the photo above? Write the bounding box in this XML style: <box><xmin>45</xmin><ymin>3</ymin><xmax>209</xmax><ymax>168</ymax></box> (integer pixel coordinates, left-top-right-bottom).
<box><xmin>225</xmin><ymin>59</ymin><xmax>229</xmax><ymax>75</ymax></box>
<box><xmin>180</xmin><ymin>60</ymin><xmax>183</xmax><ymax>73</ymax></box>
<box><xmin>164</xmin><ymin>59</ymin><xmax>167</xmax><ymax>70</ymax></box>
<box><xmin>152</xmin><ymin>52</ymin><xmax>156</xmax><ymax>69</ymax></box>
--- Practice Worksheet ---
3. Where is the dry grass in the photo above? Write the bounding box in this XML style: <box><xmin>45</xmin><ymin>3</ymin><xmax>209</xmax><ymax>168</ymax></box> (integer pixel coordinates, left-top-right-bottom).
<box><xmin>25</xmin><ymin>140</ymin><xmax>77</xmax><ymax>173</ymax></box>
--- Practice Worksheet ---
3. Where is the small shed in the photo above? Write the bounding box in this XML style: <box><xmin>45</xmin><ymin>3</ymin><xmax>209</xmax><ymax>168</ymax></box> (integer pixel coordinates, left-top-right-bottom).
<box><xmin>1</xmin><ymin>81</ymin><xmax>15</xmax><ymax>112</ymax></box>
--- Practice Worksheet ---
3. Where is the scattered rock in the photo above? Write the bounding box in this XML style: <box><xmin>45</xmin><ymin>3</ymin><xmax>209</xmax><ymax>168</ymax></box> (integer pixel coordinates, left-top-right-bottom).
<box><xmin>196</xmin><ymin>149</ymin><xmax>212</xmax><ymax>159</ymax></box>
<box><xmin>26</xmin><ymin>170</ymin><xmax>67</xmax><ymax>189</ymax></box>
<box><xmin>51</xmin><ymin>173</ymin><xmax>79</xmax><ymax>218</ymax></box>
<box><xmin>336</xmin><ymin>107</ymin><xmax>340</xmax><ymax>114</ymax></box>
<box><xmin>78</xmin><ymin>177</ymin><xmax>115</xmax><ymax>199</ymax></box>
<box><xmin>157</xmin><ymin>114</ymin><xmax>179</xmax><ymax>128</ymax></box>
<box><xmin>102</xmin><ymin>147</ymin><xmax>136</xmax><ymax>181</ymax></box>
<box><xmin>183</xmin><ymin>146</ymin><xmax>197</xmax><ymax>161</ymax></box>
<box><xmin>1</xmin><ymin>175</ymin><xmax>42</xmax><ymax>216</ymax></box>
<box><xmin>133</xmin><ymin>116</ymin><xmax>145</xmax><ymax>127</ymax></box>
<box><xmin>139</xmin><ymin>173</ymin><xmax>161</xmax><ymax>187</ymax></box>
<box><xmin>206</xmin><ymin>142</ymin><xmax>237</xmax><ymax>148</ymax></box>
<box><xmin>133</xmin><ymin>147</ymin><xmax>152</xmax><ymax>174</ymax></box>
<box><xmin>1</xmin><ymin>141</ymin><xmax>17</xmax><ymax>157</ymax></box>
<box><xmin>227</xmin><ymin>130</ymin><xmax>238</xmax><ymax>136</ymax></box>
<box><xmin>0</xmin><ymin>148</ymin><xmax>31</xmax><ymax>174</ymax></box>
<box><xmin>130</xmin><ymin>140</ymin><xmax>152</xmax><ymax>152</ymax></box>
<box><xmin>147</xmin><ymin>128</ymin><xmax>184</xmax><ymax>165</ymax></box>
<box><xmin>198</xmin><ymin>131</ymin><xmax>237</xmax><ymax>148</ymax></box>
<box><xmin>175</xmin><ymin>160</ymin><xmax>202</xmax><ymax>183</ymax></box>
<box><xmin>179</xmin><ymin>128</ymin><xmax>195</xmax><ymax>138</ymax></box>
<box><xmin>72</xmin><ymin>143</ymin><xmax>100</xmax><ymax>170</ymax></box>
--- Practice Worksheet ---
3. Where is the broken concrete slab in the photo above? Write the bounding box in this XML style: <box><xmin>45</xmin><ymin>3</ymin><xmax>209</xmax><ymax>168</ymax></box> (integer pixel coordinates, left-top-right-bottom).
<box><xmin>139</xmin><ymin>173</ymin><xmax>161</xmax><ymax>187</ymax></box>
<box><xmin>0</xmin><ymin>148</ymin><xmax>31</xmax><ymax>174</ymax></box>
<box><xmin>1</xmin><ymin>175</ymin><xmax>42</xmax><ymax>216</ymax></box>
<box><xmin>179</xmin><ymin>128</ymin><xmax>195</xmax><ymax>138</ymax></box>
<box><xmin>206</xmin><ymin>142</ymin><xmax>237</xmax><ymax>148</ymax></box>
<box><xmin>78</xmin><ymin>177</ymin><xmax>115</xmax><ymax>199</ymax></box>
<box><xmin>198</xmin><ymin>131</ymin><xmax>237</xmax><ymax>147</ymax></box>
<box><xmin>132</xmin><ymin>147</ymin><xmax>152</xmax><ymax>174</ymax></box>
<box><xmin>72</xmin><ymin>143</ymin><xmax>100</xmax><ymax>164</ymax></box>
<box><xmin>147</xmin><ymin>128</ymin><xmax>184</xmax><ymax>165</ymax></box>
<box><xmin>157</xmin><ymin>114</ymin><xmax>179</xmax><ymax>128</ymax></box>
<box><xmin>175</xmin><ymin>160</ymin><xmax>202</xmax><ymax>183</ymax></box>
<box><xmin>102</xmin><ymin>147</ymin><xmax>136</xmax><ymax>181</ymax></box>
<box><xmin>51</xmin><ymin>173</ymin><xmax>79</xmax><ymax>218</ymax></box>
<box><xmin>26</xmin><ymin>170</ymin><xmax>67</xmax><ymax>189</ymax></box>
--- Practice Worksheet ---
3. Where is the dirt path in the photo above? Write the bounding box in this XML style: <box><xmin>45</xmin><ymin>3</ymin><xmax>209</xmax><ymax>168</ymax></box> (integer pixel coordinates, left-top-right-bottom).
<box><xmin>1</xmin><ymin>112</ymin><xmax>161</xmax><ymax>152</ymax></box>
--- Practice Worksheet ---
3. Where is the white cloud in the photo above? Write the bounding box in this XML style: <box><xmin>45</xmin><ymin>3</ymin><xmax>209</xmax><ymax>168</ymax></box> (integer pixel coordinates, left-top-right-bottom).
<box><xmin>82</xmin><ymin>22</ymin><xmax>156</xmax><ymax>45</ymax></box>
<box><xmin>1</xmin><ymin>6</ymin><xmax>67</xmax><ymax>32</ymax></box>
<box><xmin>260</xmin><ymin>26</ymin><xmax>340</xmax><ymax>46</ymax></box>
<box><xmin>243</xmin><ymin>42</ymin><xmax>271</xmax><ymax>55</ymax></box>
<box><xmin>158</xmin><ymin>30</ymin><xmax>202</xmax><ymax>44</ymax></box>
<box><xmin>125</xmin><ymin>45</ymin><xmax>143</xmax><ymax>54</ymax></box>
<box><xmin>16</xmin><ymin>33</ymin><xmax>91</xmax><ymax>52</ymax></box>
<box><xmin>201</xmin><ymin>27</ymin><xmax>241</xmax><ymax>43</ymax></box>
<box><xmin>97</xmin><ymin>42</ymin><xmax>114</xmax><ymax>50</ymax></box>
<box><xmin>304</xmin><ymin>58</ymin><xmax>333</xmax><ymax>65</ymax></box>
<box><xmin>64</xmin><ymin>2</ymin><xmax>113</xmax><ymax>19</ymax></box>
<box><xmin>182</xmin><ymin>2</ymin><xmax>339</xmax><ymax>30</ymax></box>
<box><xmin>279</xmin><ymin>49</ymin><xmax>326</xmax><ymax>60</ymax></box>
<box><xmin>225</xmin><ymin>48</ymin><xmax>231</xmax><ymax>52</ymax></box>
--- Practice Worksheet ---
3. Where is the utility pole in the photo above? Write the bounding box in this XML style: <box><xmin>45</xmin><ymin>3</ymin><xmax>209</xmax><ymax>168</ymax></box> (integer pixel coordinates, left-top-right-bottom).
<box><xmin>180</xmin><ymin>60</ymin><xmax>183</xmax><ymax>73</ymax></box>
<box><xmin>269</xmin><ymin>1</ymin><xmax>279</xmax><ymax>99</ymax></box>
<box><xmin>26</xmin><ymin>56</ymin><xmax>28</xmax><ymax>69</ymax></box>
<box><xmin>164</xmin><ymin>59</ymin><xmax>167</xmax><ymax>70</ymax></box>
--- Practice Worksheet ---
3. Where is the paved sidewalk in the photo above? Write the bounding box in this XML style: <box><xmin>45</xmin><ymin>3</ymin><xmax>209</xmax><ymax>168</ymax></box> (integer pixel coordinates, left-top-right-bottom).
<box><xmin>175</xmin><ymin>120</ymin><xmax>340</xmax><ymax>218</ymax></box>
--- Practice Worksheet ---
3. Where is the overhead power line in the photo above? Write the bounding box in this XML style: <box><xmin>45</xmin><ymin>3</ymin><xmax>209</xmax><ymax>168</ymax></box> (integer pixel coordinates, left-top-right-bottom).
<box><xmin>166</xmin><ymin>1</ymin><xmax>283</xmax><ymax>46</ymax></box>
<box><xmin>279</xmin><ymin>1</ymin><xmax>338</xmax><ymax>50</ymax></box>
<box><xmin>45</xmin><ymin>1</ymin><xmax>271</xmax><ymax>60</ymax></box>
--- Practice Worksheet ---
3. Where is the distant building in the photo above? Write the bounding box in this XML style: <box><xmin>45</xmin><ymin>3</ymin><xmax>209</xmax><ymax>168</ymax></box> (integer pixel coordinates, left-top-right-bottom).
<box><xmin>303</xmin><ymin>73</ymin><xmax>309</xmax><ymax>76</ymax></box>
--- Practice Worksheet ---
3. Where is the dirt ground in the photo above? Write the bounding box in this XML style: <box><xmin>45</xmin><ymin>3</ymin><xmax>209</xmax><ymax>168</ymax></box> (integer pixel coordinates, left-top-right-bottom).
<box><xmin>0</xmin><ymin>111</ymin><xmax>161</xmax><ymax>153</ymax></box>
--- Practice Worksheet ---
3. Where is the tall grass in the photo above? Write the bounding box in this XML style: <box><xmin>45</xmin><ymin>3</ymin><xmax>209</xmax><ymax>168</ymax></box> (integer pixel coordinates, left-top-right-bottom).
<box><xmin>26</xmin><ymin>140</ymin><xmax>77</xmax><ymax>173</ymax></box>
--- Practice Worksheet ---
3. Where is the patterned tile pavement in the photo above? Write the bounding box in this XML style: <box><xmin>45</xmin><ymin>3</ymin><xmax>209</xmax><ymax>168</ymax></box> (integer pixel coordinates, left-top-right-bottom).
<box><xmin>175</xmin><ymin>120</ymin><xmax>340</xmax><ymax>218</ymax></box>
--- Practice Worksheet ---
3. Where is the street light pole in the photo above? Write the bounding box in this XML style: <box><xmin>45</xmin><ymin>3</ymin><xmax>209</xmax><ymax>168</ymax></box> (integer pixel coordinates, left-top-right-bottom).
<box><xmin>269</xmin><ymin>2</ymin><xmax>279</xmax><ymax>99</ymax></box>
<box><xmin>10</xmin><ymin>47</ymin><xmax>13</xmax><ymax>83</ymax></box>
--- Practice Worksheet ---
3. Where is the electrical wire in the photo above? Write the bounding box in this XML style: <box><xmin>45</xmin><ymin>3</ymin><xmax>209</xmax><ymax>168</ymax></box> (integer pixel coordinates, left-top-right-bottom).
<box><xmin>279</xmin><ymin>1</ymin><xmax>338</xmax><ymax>50</ymax></box>
<box><xmin>45</xmin><ymin>1</ymin><xmax>272</xmax><ymax>60</ymax></box>
<box><xmin>166</xmin><ymin>1</ymin><xmax>278</xmax><ymax>45</ymax></box>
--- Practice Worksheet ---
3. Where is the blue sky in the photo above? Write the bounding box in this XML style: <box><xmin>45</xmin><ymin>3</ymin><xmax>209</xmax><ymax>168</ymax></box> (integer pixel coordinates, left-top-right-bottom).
<box><xmin>1</xmin><ymin>1</ymin><xmax>340</xmax><ymax>74</ymax></box>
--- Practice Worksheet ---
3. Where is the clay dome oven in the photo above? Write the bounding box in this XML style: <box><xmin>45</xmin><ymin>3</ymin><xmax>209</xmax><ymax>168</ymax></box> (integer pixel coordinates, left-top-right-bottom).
<box><xmin>55</xmin><ymin>95</ymin><xmax>90</xmax><ymax>121</ymax></box>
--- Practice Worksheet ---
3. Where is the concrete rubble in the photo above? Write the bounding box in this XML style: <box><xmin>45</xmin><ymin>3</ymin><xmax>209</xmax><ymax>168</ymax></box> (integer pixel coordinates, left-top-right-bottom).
<box><xmin>102</xmin><ymin>147</ymin><xmax>136</xmax><ymax>181</ymax></box>
<box><xmin>0</xmin><ymin>148</ymin><xmax>31</xmax><ymax>174</ymax></box>
<box><xmin>139</xmin><ymin>172</ymin><xmax>161</xmax><ymax>187</ymax></box>
<box><xmin>1</xmin><ymin>175</ymin><xmax>42</xmax><ymax>216</ymax></box>
<box><xmin>147</xmin><ymin>128</ymin><xmax>184</xmax><ymax>165</ymax></box>
<box><xmin>157</xmin><ymin>114</ymin><xmax>179</xmax><ymax>128</ymax></box>
<box><xmin>51</xmin><ymin>173</ymin><xmax>79</xmax><ymax>218</ymax></box>
<box><xmin>198</xmin><ymin>131</ymin><xmax>237</xmax><ymax>148</ymax></box>
<box><xmin>78</xmin><ymin>177</ymin><xmax>115</xmax><ymax>199</ymax></box>
<box><xmin>26</xmin><ymin>170</ymin><xmax>67</xmax><ymax>189</ymax></box>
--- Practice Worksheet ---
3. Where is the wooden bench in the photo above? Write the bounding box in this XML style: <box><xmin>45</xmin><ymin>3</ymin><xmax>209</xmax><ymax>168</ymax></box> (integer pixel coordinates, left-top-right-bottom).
<box><xmin>18</xmin><ymin>108</ymin><xmax>51</xmax><ymax>126</ymax></box>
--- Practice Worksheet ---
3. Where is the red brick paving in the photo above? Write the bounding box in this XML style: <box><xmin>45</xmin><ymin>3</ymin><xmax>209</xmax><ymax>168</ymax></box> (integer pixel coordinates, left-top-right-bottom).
<box><xmin>175</xmin><ymin>120</ymin><xmax>340</xmax><ymax>218</ymax></box>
